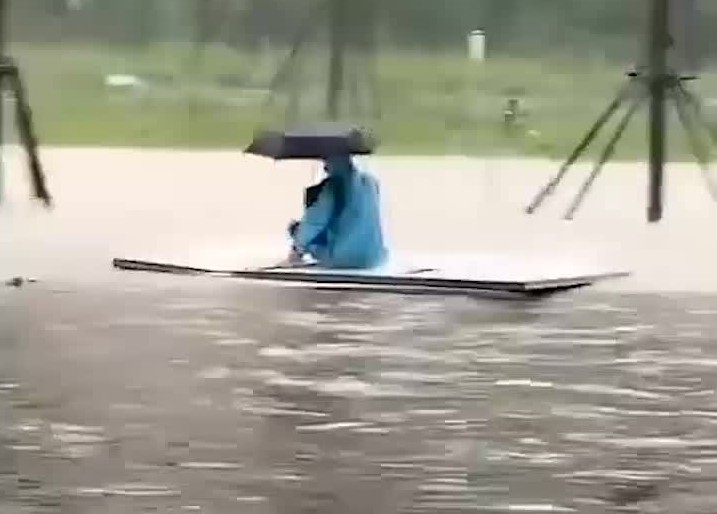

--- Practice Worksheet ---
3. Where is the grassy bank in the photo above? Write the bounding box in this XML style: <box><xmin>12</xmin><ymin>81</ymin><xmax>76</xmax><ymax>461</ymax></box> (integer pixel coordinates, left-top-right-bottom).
<box><xmin>10</xmin><ymin>42</ymin><xmax>717</xmax><ymax>160</ymax></box>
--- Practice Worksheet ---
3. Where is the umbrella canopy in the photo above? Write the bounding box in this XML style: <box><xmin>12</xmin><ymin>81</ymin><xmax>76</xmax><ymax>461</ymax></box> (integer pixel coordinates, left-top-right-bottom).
<box><xmin>245</xmin><ymin>122</ymin><xmax>377</xmax><ymax>160</ymax></box>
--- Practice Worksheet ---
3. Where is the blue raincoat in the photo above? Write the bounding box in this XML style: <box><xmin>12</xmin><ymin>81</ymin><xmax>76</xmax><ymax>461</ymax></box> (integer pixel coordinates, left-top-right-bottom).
<box><xmin>291</xmin><ymin>156</ymin><xmax>388</xmax><ymax>269</ymax></box>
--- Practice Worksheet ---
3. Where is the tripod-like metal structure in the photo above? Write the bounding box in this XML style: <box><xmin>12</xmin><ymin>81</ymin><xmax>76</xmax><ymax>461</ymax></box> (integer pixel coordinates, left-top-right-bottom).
<box><xmin>0</xmin><ymin>0</ymin><xmax>52</xmax><ymax>207</ymax></box>
<box><xmin>526</xmin><ymin>0</ymin><xmax>714</xmax><ymax>223</ymax></box>
<box><xmin>259</xmin><ymin>0</ymin><xmax>381</xmax><ymax>125</ymax></box>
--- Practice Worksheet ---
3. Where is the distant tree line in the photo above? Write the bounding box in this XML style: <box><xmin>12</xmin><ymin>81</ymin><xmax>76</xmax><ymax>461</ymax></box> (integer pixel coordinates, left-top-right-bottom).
<box><xmin>8</xmin><ymin>0</ymin><xmax>717</xmax><ymax>62</ymax></box>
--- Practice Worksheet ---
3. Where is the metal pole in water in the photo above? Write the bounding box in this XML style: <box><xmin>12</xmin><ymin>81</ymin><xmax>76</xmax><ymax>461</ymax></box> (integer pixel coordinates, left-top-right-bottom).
<box><xmin>0</xmin><ymin>0</ymin><xmax>6</xmax><ymax>205</ymax></box>
<box><xmin>647</xmin><ymin>0</ymin><xmax>670</xmax><ymax>223</ymax></box>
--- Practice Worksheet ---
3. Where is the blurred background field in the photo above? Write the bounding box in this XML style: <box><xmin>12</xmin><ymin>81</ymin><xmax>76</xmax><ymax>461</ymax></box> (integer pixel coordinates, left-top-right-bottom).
<box><xmin>7</xmin><ymin>0</ymin><xmax>717</xmax><ymax>160</ymax></box>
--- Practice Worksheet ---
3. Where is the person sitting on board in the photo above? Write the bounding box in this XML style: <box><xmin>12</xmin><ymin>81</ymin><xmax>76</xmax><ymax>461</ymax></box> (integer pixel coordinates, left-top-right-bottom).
<box><xmin>285</xmin><ymin>154</ymin><xmax>388</xmax><ymax>269</ymax></box>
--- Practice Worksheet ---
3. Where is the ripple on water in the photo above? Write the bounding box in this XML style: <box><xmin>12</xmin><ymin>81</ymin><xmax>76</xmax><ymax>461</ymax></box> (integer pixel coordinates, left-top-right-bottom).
<box><xmin>329</xmin><ymin>321</ymin><xmax>418</xmax><ymax>334</ymax></box>
<box><xmin>302</xmin><ymin>342</ymin><xmax>373</xmax><ymax>358</ymax></box>
<box><xmin>236</xmin><ymin>496</ymin><xmax>266</xmax><ymax>503</ymax></box>
<box><xmin>258</xmin><ymin>370</ymin><xmax>314</xmax><ymax>389</ymax></box>
<box><xmin>49</xmin><ymin>423</ymin><xmax>107</xmax><ymax>445</ymax></box>
<box><xmin>380</xmin><ymin>371</ymin><xmax>466</xmax><ymax>385</ymax></box>
<box><xmin>10</xmin><ymin>276</ymin><xmax>717</xmax><ymax>512</ymax></box>
<box><xmin>555</xmin><ymin>469</ymin><xmax>667</xmax><ymax>482</ymax></box>
<box><xmin>256</xmin><ymin>371</ymin><xmax>418</xmax><ymax>398</ymax></box>
<box><xmin>296</xmin><ymin>421</ymin><xmax>370</xmax><ymax>433</ymax></box>
<box><xmin>576</xmin><ymin>303</ymin><xmax>636</xmax><ymax>314</ymax></box>
<box><xmin>238</xmin><ymin>401</ymin><xmax>328</xmax><ymax>419</ymax></box>
<box><xmin>278</xmin><ymin>311</ymin><xmax>332</xmax><ymax>328</ymax></box>
<box><xmin>177</xmin><ymin>461</ymin><xmax>243</xmax><ymax>470</ymax></box>
<box><xmin>312</xmin><ymin>376</ymin><xmax>415</xmax><ymax>398</ymax></box>
<box><xmin>485</xmin><ymin>505</ymin><xmax>576</xmax><ymax>513</ymax></box>
<box><xmin>214</xmin><ymin>337</ymin><xmax>256</xmax><ymax>347</ymax></box>
<box><xmin>259</xmin><ymin>342</ymin><xmax>462</xmax><ymax>363</ymax></box>
<box><xmin>376</xmin><ymin>346</ymin><xmax>461</xmax><ymax>364</ymax></box>
<box><xmin>196</xmin><ymin>366</ymin><xmax>232</xmax><ymax>380</ymax></box>
<box><xmin>495</xmin><ymin>380</ymin><xmax>671</xmax><ymax>402</ymax></box>
<box><xmin>259</xmin><ymin>346</ymin><xmax>305</xmax><ymax>360</ymax></box>
<box><xmin>526</xmin><ymin>337</ymin><xmax>624</xmax><ymax>348</ymax></box>
<box><xmin>72</xmin><ymin>483</ymin><xmax>180</xmax><ymax>498</ymax></box>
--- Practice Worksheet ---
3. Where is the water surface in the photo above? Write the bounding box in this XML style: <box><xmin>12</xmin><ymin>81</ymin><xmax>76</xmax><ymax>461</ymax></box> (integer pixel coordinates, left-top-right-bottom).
<box><xmin>2</xmin><ymin>150</ymin><xmax>717</xmax><ymax>513</ymax></box>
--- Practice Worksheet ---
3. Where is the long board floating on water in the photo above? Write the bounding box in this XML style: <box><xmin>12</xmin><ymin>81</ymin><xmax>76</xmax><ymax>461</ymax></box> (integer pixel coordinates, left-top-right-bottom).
<box><xmin>112</xmin><ymin>254</ymin><xmax>630</xmax><ymax>298</ymax></box>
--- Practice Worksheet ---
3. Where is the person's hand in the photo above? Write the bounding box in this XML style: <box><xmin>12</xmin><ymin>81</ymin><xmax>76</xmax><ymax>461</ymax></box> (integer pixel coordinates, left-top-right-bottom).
<box><xmin>287</xmin><ymin>247</ymin><xmax>304</xmax><ymax>264</ymax></box>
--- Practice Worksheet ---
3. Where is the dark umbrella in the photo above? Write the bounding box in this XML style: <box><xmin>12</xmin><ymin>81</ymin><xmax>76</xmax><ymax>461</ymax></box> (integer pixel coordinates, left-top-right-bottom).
<box><xmin>245</xmin><ymin>122</ymin><xmax>377</xmax><ymax>160</ymax></box>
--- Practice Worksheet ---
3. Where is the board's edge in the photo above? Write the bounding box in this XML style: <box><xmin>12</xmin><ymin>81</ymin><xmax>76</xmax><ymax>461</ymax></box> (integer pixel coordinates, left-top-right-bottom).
<box><xmin>112</xmin><ymin>258</ymin><xmax>628</xmax><ymax>295</ymax></box>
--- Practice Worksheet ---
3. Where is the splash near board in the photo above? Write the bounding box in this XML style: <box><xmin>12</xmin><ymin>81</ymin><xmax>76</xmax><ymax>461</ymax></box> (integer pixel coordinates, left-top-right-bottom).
<box><xmin>111</xmin><ymin>251</ymin><xmax>630</xmax><ymax>299</ymax></box>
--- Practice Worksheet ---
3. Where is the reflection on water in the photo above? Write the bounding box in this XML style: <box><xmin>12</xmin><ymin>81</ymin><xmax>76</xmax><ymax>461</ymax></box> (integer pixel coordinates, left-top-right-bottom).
<box><xmin>2</xmin><ymin>279</ymin><xmax>717</xmax><ymax>513</ymax></box>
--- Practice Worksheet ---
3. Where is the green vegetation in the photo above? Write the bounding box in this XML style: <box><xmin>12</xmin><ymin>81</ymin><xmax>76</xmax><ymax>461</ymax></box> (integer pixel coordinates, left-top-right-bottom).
<box><xmin>13</xmin><ymin>42</ymin><xmax>717</xmax><ymax>161</ymax></box>
<box><xmin>7</xmin><ymin>1</ymin><xmax>717</xmax><ymax>160</ymax></box>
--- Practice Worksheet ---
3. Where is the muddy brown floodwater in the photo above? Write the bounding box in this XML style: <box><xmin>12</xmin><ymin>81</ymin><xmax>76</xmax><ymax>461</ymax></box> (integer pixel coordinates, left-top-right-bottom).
<box><xmin>2</xmin><ymin>149</ymin><xmax>717</xmax><ymax>513</ymax></box>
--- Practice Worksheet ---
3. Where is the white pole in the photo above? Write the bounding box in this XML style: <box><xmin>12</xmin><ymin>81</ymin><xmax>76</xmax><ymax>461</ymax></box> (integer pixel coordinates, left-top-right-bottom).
<box><xmin>468</xmin><ymin>30</ymin><xmax>486</xmax><ymax>61</ymax></box>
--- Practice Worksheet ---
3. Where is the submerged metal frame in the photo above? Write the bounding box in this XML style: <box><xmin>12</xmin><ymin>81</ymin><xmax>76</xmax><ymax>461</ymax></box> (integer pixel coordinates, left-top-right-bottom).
<box><xmin>648</xmin><ymin>0</ymin><xmax>669</xmax><ymax>222</ymax></box>
<box><xmin>0</xmin><ymin>0</ymin><xmax>52</xmax><ymax>207</ymax></box>
<box><xmin>526</xmin><ymin>0</ymin><xmax>716</xmax><ymax>223</ymax></box>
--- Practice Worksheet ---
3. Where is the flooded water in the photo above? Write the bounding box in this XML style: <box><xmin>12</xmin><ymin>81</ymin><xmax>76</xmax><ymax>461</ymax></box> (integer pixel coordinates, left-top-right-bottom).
<box><xmin>3</xmin><ymin>149</ymin><xmax>717</xmax><ymax>513</ymax></box>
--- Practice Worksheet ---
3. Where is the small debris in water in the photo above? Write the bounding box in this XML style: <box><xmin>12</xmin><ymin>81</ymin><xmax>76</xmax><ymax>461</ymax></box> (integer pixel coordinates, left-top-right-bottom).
<box><xmin>4</xmin><ymin>276</ymin><xmax>38</xmax><ymax>287</ymax></box>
